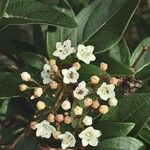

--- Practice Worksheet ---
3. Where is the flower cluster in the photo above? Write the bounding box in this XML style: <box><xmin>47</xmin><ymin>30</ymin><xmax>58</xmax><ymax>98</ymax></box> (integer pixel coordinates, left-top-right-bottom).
<box><xmin>19</xmin><ymin>40</ymin><xmax>119</xmax><ymax>149</ymax></box>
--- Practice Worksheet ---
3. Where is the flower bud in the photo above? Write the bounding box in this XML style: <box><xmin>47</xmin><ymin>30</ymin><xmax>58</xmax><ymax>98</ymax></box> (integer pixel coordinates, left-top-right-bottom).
<box><xmin>64</xmin><ymin>116</ymin><xmax>72</xmax><ymax>124</ymax></box>
<box><xmin>108</xmin><ymin>98</ymin><xmax>118</xmax><ymax>107</ymax></box>
<box><xmin>36</xmin><ymin>101</ymin><xmax>46</xmax><ymax>110</ymax></box>
<box><xmin>21</xmin><ymin>72</ymin><xmax>31</xmax><ymax>81</ymax></box>
<box><xmin>100</xmin><ymin>62</ymin><xmax>108</xmax><ymax>71</ymax></box>
<box><xmin>72</xmin><ymin>62</ymin><xmax>81</xmax><ymax>70</ymax></box>
<box><xmin>82</xmin><ymin>116</ymin><xmax>93</xmax><ymax>126</ymax></box>
<box><xmin>55</xmin><ymin>114</ymin><xmax>64</xmax><ymax>122</ymax></box>
<box><xmin>61</xmin><ymin>100</ymin><xmax>71</xmax><ymax>110</ymax></box>
<box><xmin>49</xmin><ymin>59</ymin><xmax>56</xmax><ymax>66</ymax></box>
<box><xmin>50</xmin><ymin>81</ymin><xmax>58</xmax><ymax>89</ymax></box>
<box><xmin>109</xmin><ymin>77</ymin><xmax>119</xmax><ymax>85</ymax></box>
<box><xmin>99</xmin><ymin>105</ymin><xmax>109</xmax><ymax>114</ymax></box>
<box><xmin>30</xmin><ymin>121</ymin><xmax>38</xmax><ymax>130</ymax></box>
<box><xmin>53</xmin><ymin>131</ymin><xmax>61</xmax><ymax>139</ymax></box>
<box><xmin>90</xmin><ymin>75</ymin><xmax>100</xmax><ymax>85</ymax></box>
<box><xmin>34</xmin><ymin>87</ymin><xmax>43</xmax><ymax>97</ymax></box>
<box><xmin>74</xmin><ymin>106</ymin><xmax>83</xmax><ymax>116</ymax></box>
<box><xmin>84</xmin><ymin>98</ymin><xmax>93</xmax><ymax>107</ymax></box>
<box><xmin>19</xmin><ymin>84</ymin><xmax>28</xmax><ymax>91</ymax></box>
<box><xmin>52</xmin><ymin>64</ymin><xmax>58</xmax><ymax>72</ymax></box>
<box><xmin>92</xmin><ymin>100</ymin><xmax>100</xmax><ymax>109</ymax></box>
<box><xmin>47</xmin><ymin>114</ymin><xmax>55</xmax><ymax>123</ymax></box>
<box><xmin>30</xmin><ymin>95</ymin><xmax>35</xmax><ymax>100</ymax></box>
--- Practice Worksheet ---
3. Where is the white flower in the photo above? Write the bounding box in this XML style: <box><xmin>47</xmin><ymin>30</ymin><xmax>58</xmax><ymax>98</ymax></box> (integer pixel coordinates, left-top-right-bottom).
<box><xmin>41</xmin><ymin>64</ymin><xmax>53</xmax><ymax>84</ymax></box>
<box><xmin>73</xmin><ymin>81</ymin><xmax>89</xmax><ymax>100</ymax></box>
<box><xmin>62</xmin><ymin>67</ymin><xmax>79</xmax><ymax>84</ymax></box>
<box><xmin>97</xmin><ymin>82</ymin><xmax>115</xmax><ymax>101</ymax></box>
<box><xmin>82</xmin><ymin>116</ymin><xmax>93</xmax><ymax>126</ymax></box>
<box><xmin>79</xmin><ymin>126</ymin><xmax>101</xmax><ymax>147</ymax></box>
<box><xmin>61</xmin><ymin>100</ymin><xmax>71</xmax><ymax>110</ymax></box>
<box><xmin>77</xmin><ymin>44</ymin><xmax>96</xmax><ymax>64</ymax></box>
<box><xmin>35</xmin><ymin>120</ymin><xmax>56</xmax><ymax>139</ymax></box>
<box><xmin>59</xmin><ymin>131</ymin><xmax>76</xmax><ymax>149</ymax></box>
<box><xmin>53</xmin><ymin>40</ymin><xmax>74</xmax><ymax>60</ymax></box>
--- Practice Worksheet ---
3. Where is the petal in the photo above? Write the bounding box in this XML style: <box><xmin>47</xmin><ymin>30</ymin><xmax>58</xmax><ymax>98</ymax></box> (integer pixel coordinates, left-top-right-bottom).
<box><xmin>63</xmin><ymin>40</ymin><xmax>71</xmax><ymax>47</ymax></box>
<box><xmin>62</xmin><ymin>143</ymin><xmax>68</xmax><ymax>149</ymax></box>
<box><xmin>62</xmin><ymin>69</ymin><xmax>68</xmax><ymax>75</ymax></box>
<box><xmin>43</xmin><ymin>78</ymin><xmax>51</xmax><ymax>85</ymax></box>
<box><xmin>53</xmin><ymin>50</ymin><xmax>60</xmax><ymax>57</ymax></box>
<box><xmin>100</xmin><ymin>94</ymin><xmax>109</xmax><ymax>101</ymax></box>
<box><xmin>89</xmin><ymin>138</ymin><xmax>99</xmax><ymax>146</ymax></box>
<box><xmin>108</xmin><ymin>84</ymin><xmax>115</xmax><ymax>90</ymax></box>
<box><xmin>63</xmin><ymin>77</ymin><xmax>70</xmax><ymax>84</ymax></box>
<box><xmin>56</xmin><ymin>42</ymin><xmax>62</xmax><ymax>48</ymax></box>
<box><xmin>86</xmin><ymin>45</ymin><xmax>94</xmax><ymax>53</ymax></box>
<box><xmin>49</xmin><ymin>125</ymin><xmax>56</xmax><ymax>133</ymax></box>
<box><xmin>82</xmin><ymin>139</ymin><xmax>89</xmax><ymax>147</ymax></box>
<box><xmin>78</xmin><ymin>44</ymin><xmax>86</xmax><ymax>51</ymax></box>
<box><xmin>109</xmin><ymin>91</ymin><xmax>115</xmax><ymax>98</ymax></box>
<box><xmin>90</xmin><ymin>54</ymin><xmax>96</xmax><ymax>61</ymax></box>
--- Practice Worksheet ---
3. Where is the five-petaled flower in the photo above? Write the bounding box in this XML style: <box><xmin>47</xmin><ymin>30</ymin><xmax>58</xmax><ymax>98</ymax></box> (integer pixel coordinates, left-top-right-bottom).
<box><xmin>53</xmin><ymin>40</ymin><xmax>75</xmax><ymax>60</ymax></box>
<box><xmin>41</xmin><ymin>64</ymin><xmax>53</xmax><ymax>84</ymax></box>
<box><xmin>77</xmin><ymin>44</ymin><xmax>96</xmax><ymax>64</ymax></box>
<box><xmin>73</xmin><ymin>81</ymin><xmax>89</xmax><ymax>100</ymax></box>
<box><xmin>79</xmin><ymin>126</ymin><xmax>101</xmax><ymax>147</ymax></box>
<box><xmin>59</xmin><ymin>131</ymin><xmax>76</xmax><ymax>149</ymax></box>
<box><xmin>97</xmin><ymin>82</ymin><xmax>115</xmax><ymax>101</ymax></box>
<box><xmin>35</xmin><ymin>120</ymin><xmax>56</xmax><ymax>139</ymax></box>
<box><xmin>62</xmin><ymin>67</ymin><xmax>79</xmax><ymax>84</ymax></box>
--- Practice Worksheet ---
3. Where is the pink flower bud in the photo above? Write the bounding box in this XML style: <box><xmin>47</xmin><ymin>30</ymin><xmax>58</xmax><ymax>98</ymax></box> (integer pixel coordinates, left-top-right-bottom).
<box><xmin>84</xmin><ymin>98</ymin><xmax>93</xmax><ymax>107</ymax></box>
<box><xmin>19</xmin><ymin>84</ymin><xmax>28</xmax><ymax>91</ymax></box>
<box><xmin>100</xmin><ymin>62</ymin><xmax>108</xmax><ymax>71</ymax></box>
<box><xmin>90</xmin><ymin>75</ymin><xmax>100</xmax><ymax>84</ymax></box>
<box><xmin>55</xmin><ymin>114</ymin><xmax>64</xmax><ymax>122</ymax></box>
<box><xmin>21</xmin><ymin>72</ymin><xmax>31</xmax><ymax>81</ymax></box>
<box><xmin>34</xmin><ymin>87</ymin><xmax>43</xmax><ymax>97</ymax></box>
<box><xmin>36</xmin><ymin>101</ymin><xmax>46</xmax><ymax>110</ymax></box>
<box><xmin>47</xmin><ymin>114</ymin><xmax>55</xmax><ymax>123</ymax></box>
<box><xmin>64</xmin><ymin>116</ymin><xmax>72</xmax><ymax>124</ymax></box>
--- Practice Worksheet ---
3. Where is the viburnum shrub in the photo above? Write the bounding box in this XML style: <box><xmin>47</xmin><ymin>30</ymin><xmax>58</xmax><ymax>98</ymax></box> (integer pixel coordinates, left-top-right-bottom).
<box><xmin>0</xmin><ymin>0</ymin><xmax>150</xmax><ymax>150</ymax></box>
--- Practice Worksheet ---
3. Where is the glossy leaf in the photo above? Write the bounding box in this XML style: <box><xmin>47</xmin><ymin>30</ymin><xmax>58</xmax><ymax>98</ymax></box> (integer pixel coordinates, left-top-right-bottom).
<box><xmin>76</xmin><ymin>0</ymin><xmax>141</xmax><ymax>52</ymax></box>
<box><xmin>101</xmin><ymin>94</ymin><xmax>150</xmax><ymax>136</ymax></box>
<box><xmin>20</xmin><ymin>52</ymin><xmax>45</xmax><ymax>71</ymax></box>
<box><xmin>93</xmin><ymin>137</ymin><xmax>145</xmax><ymax>150</ymax></box>
<box><xmin>109</xmin><ymin>38</ymin><xmax>131</xmax><ymax>66</ymax></box>
<box><xmin>0</xmin><ymin>1</ymin><xmax>77</xmax><ymax>29</ymax></box>
<box><xmin>138</xmin><ymin>117</ymin><xmax>150</xmax><ymax>144</ymax></box>
<box><xmin>96</xmin><ymin>122</ymin><xmax>135</xmax><ymax>139</ymax></box>
<box><xmin>130</xmin><ymin>37</ymin><xmax>150</xmax><ymax>72</ymax></box>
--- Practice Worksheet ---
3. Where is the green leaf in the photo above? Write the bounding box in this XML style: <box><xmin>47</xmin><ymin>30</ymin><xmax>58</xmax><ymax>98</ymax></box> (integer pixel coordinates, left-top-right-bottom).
<box><xmin>1</xmin><ymin>119</ymin><xmax>25</xmax><ymax>144</ymax></box>
<box><xmin>0</xmin><ymin>0</ymin><xmax>9</xmax><ymax>19</ymax></box>
<box><xmin>15</xmin><ymin>135</ymin><xmax>38</xmax><ymax>150</ymax></box>
<box><xmin>78</xmin><ymin>64</ymin><xmax>102</xmax><ymax>81</ymax></box>
<box><xmin>20</xmin><ymin>52</ymin><xmax>45</xmax><ymax>71</ymax></box>
<box><xmin>76</xmin><ymin>0</ymin><xmax>141</xmax><ymax>52</ymax></box>
<box><xmin>109</xmin><ymin>38</ymin><xmax>131</xmax><ymax>66</ymax></box>
<box><xmin>93</xmin><ymin>137</ymin><xmax>145</xmax><ymax>150</ymax></box>
<box><xmin>130</xmin><ymin>37</ymin><xmax>150</xmax><ymax>72</ymax></box>
<box><xmin>138</xmin><ymin>117</ymin><xmax>150</xmax><ymax>144</ymax></box>
<box><xmin>94</xmin><ymin>55</ymin><xmax>133</xmax><ymax>76</ymax></box>
<box><xmin>101</xmin><ymin>94</ymin><xmax>150</xmax><ymax>136</ymax></box>
<box><xmin>96</xmin><ymin>122</ymin><xmax>135</xmax><ymax>139</ymax></box>
<box><xmin>135</xmin><ymin>64</ymin><xmax>150</xmax><ymax>81</ymax></box>
<box><xmin>0</xmin><ymin>1</ymin><xmax>77</xmax><ymax>29</ymax></box>
<box><xmin>0</xmin><ymin>72</ymin><xmax>21</xmax><ymax>99</ymax></box>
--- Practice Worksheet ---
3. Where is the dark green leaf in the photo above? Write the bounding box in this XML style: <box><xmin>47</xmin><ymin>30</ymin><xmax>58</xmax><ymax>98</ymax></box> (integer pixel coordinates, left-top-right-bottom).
<box><xmin>109</xmin><ymin>38</ymin><xmax>131</xmax><ymax>66</ymax></box>
<box><xmin>0</xmin><ymin>1</ymin><xmax>77</xmax><ymax>29</ymax></box>
<box><xmin>78</xmin><ymin>64</ymin><xmax>102</xmax><ymax>81</ymax></box>
<box><xmin>93</xmin><ymin>137</ymin><xmax>145</xmax><ymax>150</ymax></box>
<box><xmin>20</xmin><ymin>52</ymin><xmax>45</xmax><ymax>71</ymax></box>
<box><xmin>96</xmin><ymin>122</ymin><xmax>135</xmax><ymax>139</ymax></box>
<box><xmin>94</xmin><ymin>55</ymin><xmax>133</xmax><ymax>76</ymax></box>
<box><xmin>101</xmin><ymin>94</ymin><xmax>150</xmax><ymax>136</ymax></box>
<box><xmin>0</xmin><ymin>0</ymin><xmax>9</xmax><ymax>19</ymax></box>
<box><xmin>138</xmin><ymin>117</ymin><xmax>150</xmax><ymax>144</ymax></box>
<box><xmin>0</xmin><ymin>72</ymin><xmax>21</xmax><ymax>99</ymax></box>
<box><xmin>76</xmin><ymin>0</ymin><xmax>141</xmax><ymax>52</ymax></box>
<box><xmin>130</xmin><ymin>37</ymin><xmax>150</xmax><ymax>72</ymax></box>
<box><xmin>135</xmin><ymin>64</ymin><xmax>150</xmax><ymax>81</ymax></box>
